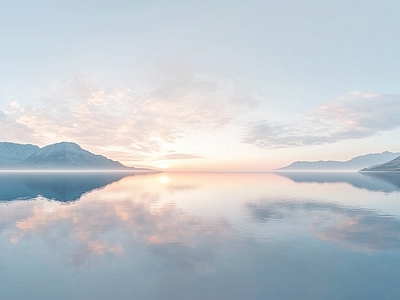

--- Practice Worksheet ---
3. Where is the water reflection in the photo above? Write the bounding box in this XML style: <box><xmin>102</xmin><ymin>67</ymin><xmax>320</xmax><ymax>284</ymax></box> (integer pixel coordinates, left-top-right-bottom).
<box><xmin>276</xmin><ymin>171</ymin><xmax>400</xmax><ymax>193</ymax></box>
<box><xmin>0</xmin><ymin>176</ymin><xmax>235</xmax><ymax>269</ymax></box>
<box><xmin>0</xmin><ymin>173</ymin><xmax>130</xmax><ymax>201</ymax></box>
<box><xmin>248</xmin><ymin>200</ymin><xmax>400</xmax><ymax>252</ymax></box>
<box><xmin>1</xmin><ymin>172</ymin><xmax>400</xmax><ymax>300</ymax></box>
<box><xmin>362</xmin><ymin>172</ymin><xmax>400</xmax><ymax>190</ymax></box>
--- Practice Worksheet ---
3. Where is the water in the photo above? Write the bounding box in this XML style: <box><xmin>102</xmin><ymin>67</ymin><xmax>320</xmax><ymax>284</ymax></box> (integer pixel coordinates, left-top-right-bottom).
<box><xmin>1</xmin><ymin>172</ymin><xmax>400</xmax><ymax>300</ymax></box>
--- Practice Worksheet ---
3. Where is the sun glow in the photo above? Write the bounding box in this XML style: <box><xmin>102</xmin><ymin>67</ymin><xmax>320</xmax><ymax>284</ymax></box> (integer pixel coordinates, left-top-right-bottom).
<box><xmin>156</xmin><ymin>161</ymin><xmax>171</xmax><ymax>169</ymax></box>
<box><xmin>159</xmin><ymin>175</ymin><xmax>170</xmax><ymax>185</ymax></box>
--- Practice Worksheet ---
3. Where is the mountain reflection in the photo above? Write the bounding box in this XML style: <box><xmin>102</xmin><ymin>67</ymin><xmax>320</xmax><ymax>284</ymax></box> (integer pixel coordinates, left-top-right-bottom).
<box><xmin>248</xmin><ymin>200</ymin><xmax>400</xmax><ymax>252</ymax></box>
<box><xmin>0</xmin><ymin>175</ymin><xmax>235</xmax><ymax>269</ymax></box>
<box><xmin>362</xmin><ymin>172</ymin><xmax>400</xmax><ymax>190</ymax></box>
<box><xmin>0</xmin><ymin>173</ymin><xmax>131</xmax><ymax>202</ymax></box>
<box><xmin>276</xmin><ymin>171</ymin><xmax>400</xmax><ymax>193</ymax></box>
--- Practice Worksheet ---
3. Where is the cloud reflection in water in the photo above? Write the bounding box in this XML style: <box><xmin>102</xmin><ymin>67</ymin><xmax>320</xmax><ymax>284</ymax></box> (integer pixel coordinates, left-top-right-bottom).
<box><xmin>2</xmin><ymin>173</ymin><xmax>400</xmax><ymax>300</ymax></box>
<box><xmin>0</xmin><ymin>176</ymin><xmax>235</xmax><ymax>270</ymax></box>
<box><xmin>248</xmin><ymin>200</ymin><xmax>400</xmax><ymax>252</ymax></box>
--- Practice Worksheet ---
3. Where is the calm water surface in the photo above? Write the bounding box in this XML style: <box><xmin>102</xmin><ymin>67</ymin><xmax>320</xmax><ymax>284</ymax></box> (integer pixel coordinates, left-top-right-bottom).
<box><xmin>1</xmin><ymin>172</ymin><xmax>400</xmax><ymax>300</ymax></box>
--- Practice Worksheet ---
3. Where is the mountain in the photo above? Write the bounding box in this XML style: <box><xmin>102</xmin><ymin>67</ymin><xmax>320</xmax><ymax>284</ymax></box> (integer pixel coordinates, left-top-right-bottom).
<box><xmin>278</xmin><ymin>152</ymin><xmax>400</xmax><ymax>171</ymax></box>
<box><xmin>22</xmin><ymin>142</ymin><xmax>127</xmax><ymax>169</ymax></box>
<box><xmin>0</xmin><ymin>142</ymin><xmax>40</xmax><ymax>167</ymax></box>
<box><xmin>0</xmin><ymin>141</ymin><xmax>144</xmax><ymax>170</ymax></box>
<box><xmin>361</xmin><ymin>155</ymin><xmax>400</xmax><ymax>172</ymax></box>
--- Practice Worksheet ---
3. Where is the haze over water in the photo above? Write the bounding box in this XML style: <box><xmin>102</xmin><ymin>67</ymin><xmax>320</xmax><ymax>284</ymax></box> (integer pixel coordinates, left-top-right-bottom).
<box><xmin>1</xmin><ymin>172</ymin><xmax>400</xmax><ymax>300</ymax></box>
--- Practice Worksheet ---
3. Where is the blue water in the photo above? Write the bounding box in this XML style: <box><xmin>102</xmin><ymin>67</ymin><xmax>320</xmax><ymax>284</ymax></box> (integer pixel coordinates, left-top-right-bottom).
<box><xmin>1</xmin><ymin>172</ymin><xmax>400</xmax><ymax>300</ymax></box>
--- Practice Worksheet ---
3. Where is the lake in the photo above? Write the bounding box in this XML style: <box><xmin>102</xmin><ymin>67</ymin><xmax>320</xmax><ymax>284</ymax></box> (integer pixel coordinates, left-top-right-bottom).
<box><xmin>1</xmin><ymin>171</ymin><xmax>400</xmax><ymax>300</ymax></box>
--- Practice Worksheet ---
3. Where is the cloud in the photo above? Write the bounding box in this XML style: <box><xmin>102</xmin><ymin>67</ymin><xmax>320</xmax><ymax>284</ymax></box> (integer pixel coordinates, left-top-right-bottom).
<box><xmin>0</xmin><ymin>105</ymin><xmax>36</xmax><ymax>142</ymax></box>
<box><xmin>247</xmin><ymin>200</ymin><xmax>400</xmax><ymax>253</ymax></box>
<box><xmin>155</xmin><ymin>153</ymin><xmax>203</xmax><ymax>160</ymax></box>
<box><xmin>243</xmin><ymin>92</ymin><xmax>400</xmax><ymax>148</ymax></box>
<box><xmin>0</xmin><ymin>68</ymin><xmax>235</xmax><ymax>161</ymax></box>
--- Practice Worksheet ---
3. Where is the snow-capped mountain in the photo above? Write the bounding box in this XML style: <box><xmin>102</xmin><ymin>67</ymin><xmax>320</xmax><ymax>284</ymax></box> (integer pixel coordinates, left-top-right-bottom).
<box><xmin>0</xmin><ymin>142</ymin><xmax>133</xmax><ymax>170</ymax></box>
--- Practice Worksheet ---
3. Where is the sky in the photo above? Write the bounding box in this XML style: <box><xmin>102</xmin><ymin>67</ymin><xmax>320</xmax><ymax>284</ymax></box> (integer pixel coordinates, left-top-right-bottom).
<box><xmin>1</xmin><ymin>0</ymin><xmax>400</xmax><ymax>171</ymax></box>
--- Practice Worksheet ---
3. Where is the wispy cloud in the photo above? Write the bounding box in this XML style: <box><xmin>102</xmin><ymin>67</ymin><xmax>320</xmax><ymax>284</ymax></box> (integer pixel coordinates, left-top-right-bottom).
<box><xmin>155</xmin><ymin>153</ymin><xmax>203</xmax><ymax>160</ymax></box>
<box><xmin>243</xmin><ymin>92</ymin><xmax>400</xmax><ymax>148</ymax></box>
<box><xmin>0</xmin><ymin>67</ymin><xmax>238</xmax><ymax>160</ymax></box>
<box><xmin>0</xmin><ymin>104</ymin><xmax>35</xmax><ymax>142</ymax></box>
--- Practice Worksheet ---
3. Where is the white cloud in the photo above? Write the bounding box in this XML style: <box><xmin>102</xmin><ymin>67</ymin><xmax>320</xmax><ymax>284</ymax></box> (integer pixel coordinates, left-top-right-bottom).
<box><xmin>244</xmin><ymin>92</ymin><xmax>400</xmax><ymax>148</ymax></box>
<box><xmin>0</xmin><ymin>107</ymin><xmax>35</xmax><ymax>142</ymax></box>
<box><xmin>0</xmin><ymin>69</ymin><xmax>236</xmax><ymax>160</ymax></box>
<box><xmin>155</xmin><ymin>153</ymin><xmax>203</xmax><ymax>160</ymax></box>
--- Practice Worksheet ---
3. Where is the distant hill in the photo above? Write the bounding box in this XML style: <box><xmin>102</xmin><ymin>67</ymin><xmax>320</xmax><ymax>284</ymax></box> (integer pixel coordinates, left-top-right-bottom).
<box><xmin>0</xmin><ymin>141</ymin><xmax>148</xmax><ymax>170</ymax></box>
<box><xmin>278</xmin><ymin>152</ymin><xmax>400</xmax><ymax>171</ymax></box>
<box><xmin>361</xmin><ymin>156</ymin><xmax>400</xmax><ymax>172</ymax></box>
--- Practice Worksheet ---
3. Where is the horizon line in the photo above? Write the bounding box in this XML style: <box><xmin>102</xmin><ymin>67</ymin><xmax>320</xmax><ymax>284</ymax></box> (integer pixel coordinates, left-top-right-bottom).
<box><xmin>0</xmin><ymin>169</ymin><xmax>369</xmax><ymax>173</ymax></box>
<box><xmin>0</xmin><ymin>169</ymin><xmax>159</xmax><ymax>173</ymax></box>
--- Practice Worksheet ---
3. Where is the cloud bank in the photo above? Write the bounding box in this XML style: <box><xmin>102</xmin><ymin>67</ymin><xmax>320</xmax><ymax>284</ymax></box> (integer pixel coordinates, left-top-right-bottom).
<box><xmin>0</xmin><ymin>69</ymin><xmax>234</xmax><ymax>161</ymax></box>
<box><xmin>244</xmin><ymin>92</ymin><xmax>400</xmax><ymax>148</ymax></box>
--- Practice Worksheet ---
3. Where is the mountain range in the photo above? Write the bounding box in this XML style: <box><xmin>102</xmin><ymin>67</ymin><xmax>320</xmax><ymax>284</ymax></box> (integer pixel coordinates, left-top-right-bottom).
<box><xmin>278</xmin><ymin>151</ymin><xmax>400</xmax><ymax>171</ymax></box>
<box><xmin>361</xmin><ymin>156</ymin><xmax>400</xmax><ymax>172</ymax></box>
<box><xmin>0</xmin><ymin>142</ymin><xmax>145</xmax><ymax>170</ymax></box>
